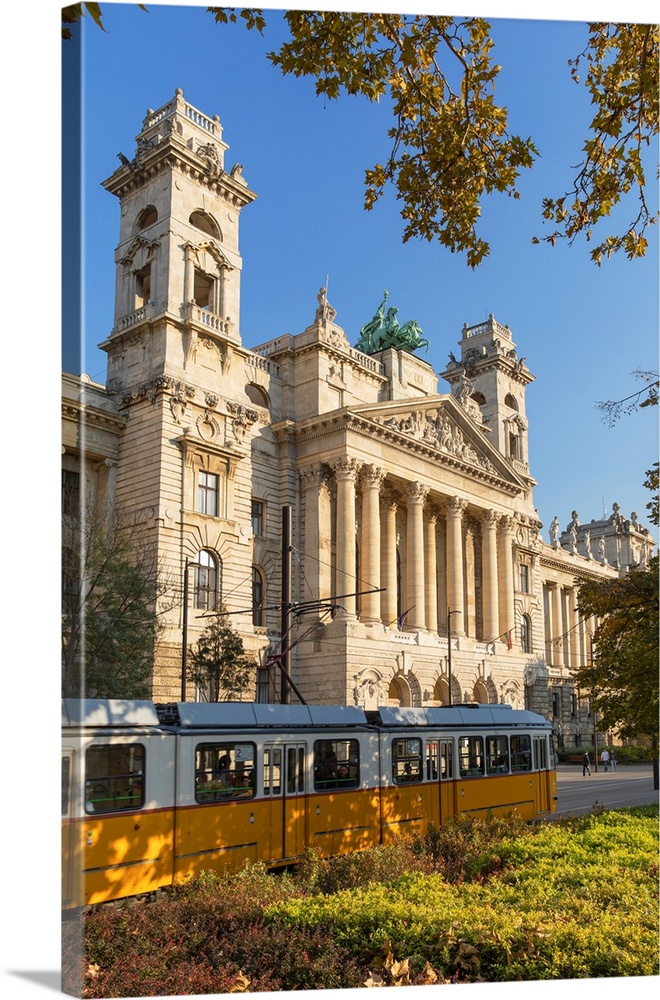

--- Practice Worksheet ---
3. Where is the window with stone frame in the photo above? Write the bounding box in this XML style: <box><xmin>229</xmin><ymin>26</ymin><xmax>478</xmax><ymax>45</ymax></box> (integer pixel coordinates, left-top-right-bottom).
<box><xmin>198</xmin><ymin>470</ymin><xmax>219</xmax><ymax>517</ymax></box>
<box><xmin>252</xmin><ymin>566</ymin><xmax>265</xmax><ymax>626</ymax></box>
<box><xmin>62</xmin><ymin>469</ymin><xmax>80</xmax><ymax>517</ymax></box>
<box><xmin>194</xmin><ymin>268</ymin><xmax>214</xmax><ymax>310</ymax></box>
<box><xmin>520</xmin><ymin>613</ymin><xmax>532</xmax><ymax>653</ymax></box>
<box><xmin>134</xmin><ymin>264</ymin><xmax>152</xmax><ymax>308</ymax></box>
<box><xmin>193</xmin><ymin>549</ymin><xmax>220</xmax><ymax>611</ymax></box>
<box><xmin>251</xmin><ymin>498</ymin><xmax>265</xmax><ymax>536</ymax></box>
<box><xmin>519</xmin><ymin>563</ymin><xmax>530</xmax><ymax>593</ymax></box>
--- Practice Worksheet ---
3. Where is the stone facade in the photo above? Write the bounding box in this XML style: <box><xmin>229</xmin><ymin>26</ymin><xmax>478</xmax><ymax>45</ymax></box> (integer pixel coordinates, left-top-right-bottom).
<box><xmin>62</xmin><ymin>91</ymin><xmax>655</xmax><ymax>747</ymax></box>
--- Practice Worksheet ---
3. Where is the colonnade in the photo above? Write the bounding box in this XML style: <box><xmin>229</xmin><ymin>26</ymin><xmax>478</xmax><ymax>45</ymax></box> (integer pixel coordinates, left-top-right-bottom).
<box><xmin>544</xmin><ymin>581</ymin><xmax>595</xmax><ymax>669</ymax></box>
<box><xmin>301</xmin><ymin>460</ymin><xmax>519</xmax><ymax>642</ymax></box>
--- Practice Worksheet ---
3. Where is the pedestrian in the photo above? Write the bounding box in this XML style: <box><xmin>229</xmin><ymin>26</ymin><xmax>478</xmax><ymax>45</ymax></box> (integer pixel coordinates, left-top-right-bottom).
<box><xmin>600</xmin><ymin>747</ymin><xmax>610</xmax><ymax>772</ymax></box>
<box><xmin>582</xmin><ymin>751</ymin><xmax>591</xmax><ymax>776</ymax></box>
<box><xmin>610</xmin><ymin>751</ymin><xmax>617</xmax><ymax>771</ymax></box>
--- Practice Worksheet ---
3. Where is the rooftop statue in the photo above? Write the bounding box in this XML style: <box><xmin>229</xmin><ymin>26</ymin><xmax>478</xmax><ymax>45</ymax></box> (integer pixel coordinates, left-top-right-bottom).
<box><xmin>355</xmin><ymin>290</ymin><xmax>429</xmax><ymax>355</ymax></box>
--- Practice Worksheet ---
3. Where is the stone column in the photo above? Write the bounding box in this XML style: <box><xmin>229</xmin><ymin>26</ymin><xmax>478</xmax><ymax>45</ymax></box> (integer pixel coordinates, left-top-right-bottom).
<box><xmin>551</xmin><ymin>584</ymin><xmax>565</xmax><ymax>668</ymax></box>
<box><xmin>360</xmin><ymin>465</ymin><xmax>385</xmax><ymax>622</ymax></box>
<box><xmin>405</xmin><ymin>482</ymin><xmax>429</xmax><ymax>630</ymax></box>
<box><xmin>497</xmin><ymin>515</ymin><xmax>515</xmax><ymax>643</ymax></box>
<box><xmin>424</xmin><ymin>508</ymin><xmax>439</xmax><ymax>634</ymax></box>
<box><xmin>568</xmin><ymin>586</ymin><xmax>580</xmax><ymax>669</ymax></box>
<box><xmin>380</xmin><ymin>492</ymin><xmax>399</xmax><ymax>627</ymax></box>
<box><xmin>444</xmin><ymin>496</ymin><xmax>466</xmax><ymax>633</ymax></box>
<box><xmin>332</xmin><ymin>458</ymin><xmax>361</xmax><ymax>617</ymax></box>
<box><xmin>300</xmin><ymin>464</ymin><xmax>332</xmax><ymax>604</ymax></box>
<box><xmin>481</xmin><ymin>509</ymin><xmax>500</xmax><ymax>642</ymax></box>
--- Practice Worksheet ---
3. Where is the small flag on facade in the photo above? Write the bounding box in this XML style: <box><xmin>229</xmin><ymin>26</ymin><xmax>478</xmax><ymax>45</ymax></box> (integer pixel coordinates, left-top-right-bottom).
<box><xmin>507</xmin><ymin>630</ymin><xmax>513</xmax><ymax>649</ymax></box>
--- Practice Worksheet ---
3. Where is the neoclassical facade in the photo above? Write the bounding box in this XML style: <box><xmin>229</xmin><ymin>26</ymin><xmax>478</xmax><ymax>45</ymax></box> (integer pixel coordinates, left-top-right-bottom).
<box><xmin>62</xmin><ymin>90</ymin><xmax>655</xmax><ymax>748</ymax></box>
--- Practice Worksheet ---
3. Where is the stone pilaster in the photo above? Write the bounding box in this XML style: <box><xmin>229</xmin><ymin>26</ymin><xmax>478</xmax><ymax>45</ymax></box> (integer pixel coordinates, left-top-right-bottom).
<box><xmin>300</xmin><ymin>463</ymin><xmax>332</xmax><ymax>604</ymax></box>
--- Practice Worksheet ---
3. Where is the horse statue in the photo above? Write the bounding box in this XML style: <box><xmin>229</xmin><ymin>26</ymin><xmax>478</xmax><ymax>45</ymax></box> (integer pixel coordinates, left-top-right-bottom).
<box><xmin>355</xmin><ymin>291</ymin><xmax>429</xmax><ymax>355</ymax></box>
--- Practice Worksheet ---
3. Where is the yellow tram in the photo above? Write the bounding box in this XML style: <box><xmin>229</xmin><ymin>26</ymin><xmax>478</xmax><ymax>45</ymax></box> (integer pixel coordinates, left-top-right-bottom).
<box><xmin>62</xmin><ymin>699</ymin><xmax>557</xmax><ymax>909</ymax></box>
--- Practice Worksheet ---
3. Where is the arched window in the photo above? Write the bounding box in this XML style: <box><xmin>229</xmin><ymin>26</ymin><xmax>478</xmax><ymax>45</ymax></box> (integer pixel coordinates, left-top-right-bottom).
<box><xmin>134</xmin><ymin>205</ymin><xmax>158</xmax><ymax>233</ymax></box>
<box><xmin>252</xmin><ymin>566</ymin><xmax>265</xmax><ymax>626</ymax></box>
<box><xmin>520</xmin><ymin>614</ymin><xmax>532</xmax><ymax>653</ymax></box>
<box><xmin>505</xmin><ymin>393</ymin><xmax>519</xmax><ymax>411</ymax></box>
<box><xmin>189</xmin><ymin>210</ymin><xmax>220</xmax><ymax>238</ymax></box>
<box><xmin>193</xmin><ymin>550</ymin><xmax>219</xmax><ymax>611</ymax></box>
<box><xmin>473</xmin><ymin>680</ymin><xmax>489</xmax><ymax>704</ymax></box>
<box><xmin>246</xmin><ymin>383</ymin><xmax>270</xmax><ymax>408</ymax></box>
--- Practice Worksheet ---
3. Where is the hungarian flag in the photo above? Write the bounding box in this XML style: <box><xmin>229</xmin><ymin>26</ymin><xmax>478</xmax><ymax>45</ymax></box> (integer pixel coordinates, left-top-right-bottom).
<box><xmin>506</xmin><ymin>630</ymin><xmax>513</xmax><ymax>649</ymax></box>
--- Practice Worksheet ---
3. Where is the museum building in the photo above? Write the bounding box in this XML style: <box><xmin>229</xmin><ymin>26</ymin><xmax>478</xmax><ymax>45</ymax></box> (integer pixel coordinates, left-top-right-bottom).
<box><xmin>62</xmin><ymin>90</ymin><xmax>655</xmax><ymax>748</ymax></box>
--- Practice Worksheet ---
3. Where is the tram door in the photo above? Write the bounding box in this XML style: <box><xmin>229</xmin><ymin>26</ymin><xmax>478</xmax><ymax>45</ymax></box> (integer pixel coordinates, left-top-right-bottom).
<box><xmin>439</xmin><ymin>740</ymin><xmax>456</xmax><ymax>822</ymax></box>
<box><xmin>533</xmin><ymin>736</ymin><xmax>549</xmax><ymax>813</ymax></box>
<box><xmin>61</xmin><ymin>749</ymin><xmax>75</xmax><ymax>907</ymax></box>
<box><xmin>263</xmin><ymin>742</ymin><xmax>306</xmax><ymax>862</ymax></box>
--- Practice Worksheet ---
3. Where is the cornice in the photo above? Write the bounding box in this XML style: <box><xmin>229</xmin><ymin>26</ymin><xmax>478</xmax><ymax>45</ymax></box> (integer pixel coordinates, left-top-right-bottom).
<box><xmin>103</xmin><ymin>143</ymin><xmax>256</xmax><ymax>209</ymax></box>
<box><xmin>276</xmin><ymin>409</ymin><xmax>522</xmax><ymax>495</ymax></box>
<box><xmin>61</xmin><ymin>398</ymin><xmax>126</xmax><ymax>435</ymax></box>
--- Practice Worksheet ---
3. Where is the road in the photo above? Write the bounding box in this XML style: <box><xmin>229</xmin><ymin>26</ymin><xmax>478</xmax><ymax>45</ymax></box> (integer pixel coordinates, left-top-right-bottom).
<box><xmin>553</xmin><ymin>763</ymin><xmax>658</xmax><ymax>818</ymax></box>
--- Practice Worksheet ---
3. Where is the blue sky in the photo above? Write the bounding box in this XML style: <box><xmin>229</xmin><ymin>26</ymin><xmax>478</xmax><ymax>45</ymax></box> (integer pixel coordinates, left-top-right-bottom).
<box><xmin>65</xmin><ymin>1</ymin><xmax>659</xmax><ymax>544</ymax></box>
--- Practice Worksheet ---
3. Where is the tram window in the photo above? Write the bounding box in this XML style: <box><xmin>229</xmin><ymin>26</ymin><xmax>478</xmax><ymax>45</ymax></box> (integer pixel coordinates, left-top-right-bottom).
<box><xmin>62</xmin><ymin>757</ymin><xmax>71</xmax><ymax>816</ymax></box>
<box><xmin>314</xmin><ymin>739</ymin><xmax>359</xmax><ymax>790</ymax></box>
<box><xmin>486</xmin><ymin>735</ymin><xmax>510</xmax><ymax>774</ymax></box>
<box><xmin>284</xmin><ymin>746</ymin><xmax>306</xmax><ymax>794</ymax></box>
<box><xmin>458</xmin><ymin>736</ymin><xmax>484</xmax><ymax>777</ymax></box>
<box><xmin>263</xmin><ymin>747</ymin><xmax>282</xmax><ymax>796</ymax></box>
<box><xmin>195</xmin><ymin>741</ymin><xmax>256</xmax><ymax>802</ymax></box>
<box><xmin>85</xmin><ymin>744</ymin><xmax>145</xmax><ymax>813</ymax></box>
<box><xmin>441</xmin><ymin>741</ymin><xmax>453</xmax><ymax>780</ymax></box>
<box><xmin>510</xmin><ymin>734</ymin><xmax>532</xmax><ymax>772</ymax></box>
<box><xmin>392</xmin><ymin>738</ymin><xmax>422</xmax><ymax>783</ymax></box>
<box><xmin>426</xmin><ymin>741</ymin><xmax>439</xmax><ymax>780</ymax></box>
<box><xmin>536</xmin><ymin>737</ymin><xmax>548</xmax><ymax>770</ymax></box>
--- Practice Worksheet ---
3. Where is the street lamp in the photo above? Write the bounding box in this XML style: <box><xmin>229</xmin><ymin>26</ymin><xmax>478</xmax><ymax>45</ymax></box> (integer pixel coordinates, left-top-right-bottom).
<box><xmin>447</xmin><ymin>609</ymin><xmax>462</xmax><ymax>706</ymax></box>
<box><xmin>181</xmin><ymin>559</ymin><xmax>202</xmax><ymax>702</ymax></box>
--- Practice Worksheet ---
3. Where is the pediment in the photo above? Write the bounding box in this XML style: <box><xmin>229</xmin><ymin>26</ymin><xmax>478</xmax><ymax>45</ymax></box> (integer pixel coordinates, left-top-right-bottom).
<box><xmin>350</xmin><ymin>395</ymin><xmax>525</xmax><ymax>489</ymax></box>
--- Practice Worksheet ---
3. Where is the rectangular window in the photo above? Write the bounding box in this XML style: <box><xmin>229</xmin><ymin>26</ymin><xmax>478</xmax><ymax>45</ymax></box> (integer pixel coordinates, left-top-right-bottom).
<box><xmin>251</xmin><ymin>499</ymin><xmax>265</xmax><ymax>536</ymax></box>
<box><xmin>194</xmin><ymin>269</ymin><xmax>214</xmax><ymax>310</ymax></box>
<box><xmin>392</xmin><ymin>738</ymin><xmax>422</xmax><ymax>783</ymax></box>
<box><xmin>552</xmin><ymin>689</ymin><xmax>560</xmax><ymax>719</ymax></box>
<box><xmin>195</xmin><ymin>742</ymin><xmax>255</xmax><ymax>802</ymax></box>
<box><xmin>458</xmin><ymin>736</ymin><xmax>484</xmax><ymax>777</ymax></box>
<box><xmin>62</xmin><ymin>470</ymin><xmax>80</xmax><ymax>517</ymax></box>
<box><xmin>314</xmin><ymin>739</ymin><xmax>359</xmax><ymax>790</ymax></box>
<box><xmin>485</xmin><ymin>735</ymin><xmax>510</xmax><ymax>774</ymax></box>
<box><xmin>426</xmin><ymin>741</ymin><xmax>438</xmax><ymax>780</ymax></box>
<box><xmin>440</xmin><ymin>740</ymin><xmax>453</xmax><ymax>780</ymax></box>
<box><xmin>198</xmin><ymin>471</ymin><xmax>219</xmax><ymax>517</ymax></box>
<box><xmin>135</xmin><ymin>264</ymin><xmax>152</xmax><ymax>308</ymax></box>
<box><xmin>519</xmin><ymin>564</ymin><xmax>529</xmax><ymax>593</ymax></box>
<box><xmin>85</xmin><ymin>744</ymin><xmax>145</xmax><ymax>814</ymax></box>
<box><xmin>510</xmin><ymin>734</ymin><xmax>532</xmax><ymax>772</ymax></box>
<box><xmin>263</xmin><ymin>747</ymin><xmax>282</xmax><ymax>796</ymax></box>
<box><xmin>287</xmin><ymin>746</ymin><xmax>306</xmax><ymax>794</ymax></box>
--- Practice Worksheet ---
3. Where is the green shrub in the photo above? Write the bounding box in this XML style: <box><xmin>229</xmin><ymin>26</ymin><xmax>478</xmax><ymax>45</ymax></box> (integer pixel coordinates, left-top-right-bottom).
<box><xmin>81</xmin><ymin>808</ymin><xmax>659</xmax><ymax>994</ymax></box>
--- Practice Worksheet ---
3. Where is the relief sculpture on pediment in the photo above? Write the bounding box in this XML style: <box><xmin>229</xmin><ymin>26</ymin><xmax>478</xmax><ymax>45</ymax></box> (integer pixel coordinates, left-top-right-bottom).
<box><xmin>378</xmin><ymin>407</ymin><xmax>495</xmax><ymax>473</ymax></box>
